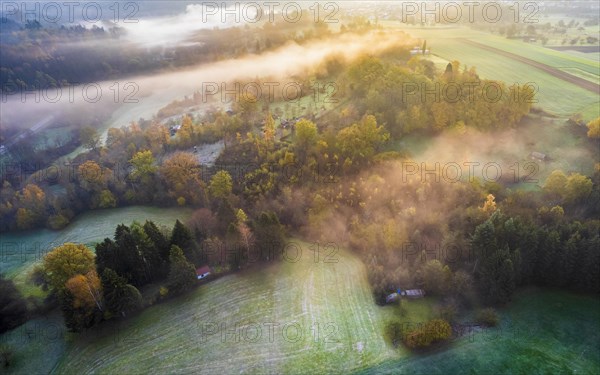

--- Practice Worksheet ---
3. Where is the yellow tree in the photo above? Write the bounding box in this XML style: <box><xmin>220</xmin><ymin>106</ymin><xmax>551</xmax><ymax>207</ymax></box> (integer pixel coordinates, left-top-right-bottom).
<box><xmin>587</xmin><ymin>117</ymin><xmax>600</xmax><ymax>139</ymax></box>
<box><xmin>65</xmin><ymin>270</ymin><xmax>103</xmax><ymax>311</ymax></box>
<box><xmin>43</xmin><ymin>243</ymin><xmax>96</xmax><ymax>292</ymax></box>
<box><xmin>263</xmin><ymin>112</ymin><xmax>275</xmax><ymax>147</ymax></box>
<box><xmin>209</xmin><ymin>170</ymin><xmax>233</xmax><ymax>200</ymax></box>
<box><xmin>160</xmin><ymin>152</ymin><xmax>205</xmax><ymax>205</ymax></box>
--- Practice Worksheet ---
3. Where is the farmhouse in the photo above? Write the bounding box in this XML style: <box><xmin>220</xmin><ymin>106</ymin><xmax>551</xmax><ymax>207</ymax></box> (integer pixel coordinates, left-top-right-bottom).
<box><xmin>530</xmin><ymin>151</ymin><xmax>548</xmax><ymax>161</ymax></box>
<box><xmin>196</xmin><ymin>265</ymin><xmax>212</xmax><ymax>280</ymax></box>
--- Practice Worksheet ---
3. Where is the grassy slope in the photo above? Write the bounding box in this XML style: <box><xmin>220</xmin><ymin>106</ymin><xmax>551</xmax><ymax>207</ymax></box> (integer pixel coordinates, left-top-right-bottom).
<box><xmin>393</xmin><ymin>26</ymin><xmax>600</xmax><ymax>120</ymax></box>
<box><xmin>51</xmin><ymin>241</ymin><xmax>398</xmax><ymax>374</ymax></box>
<box><xmin>356</xmin><ymin>288</ymin><xmax>600</xmax><ymax>375</ymax></box>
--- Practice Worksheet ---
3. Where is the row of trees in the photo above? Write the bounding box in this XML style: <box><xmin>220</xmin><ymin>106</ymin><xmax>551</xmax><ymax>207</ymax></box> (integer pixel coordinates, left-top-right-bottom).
<box><xmin>32</xmin><ymin>204</ymin><xmax>285</xmax><ymax>331</ymax></box>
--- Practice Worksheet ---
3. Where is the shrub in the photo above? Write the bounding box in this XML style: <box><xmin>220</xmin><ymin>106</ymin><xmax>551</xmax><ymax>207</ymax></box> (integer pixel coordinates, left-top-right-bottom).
<box><xmin>403</xmin><ymin>319</ymin><xmax>452</xmax><ymax>349</ymax></box>
<box><xmin>476</xmin><ymin>308</ymin><xmax>500</xmax><ymax>327</ymax></box>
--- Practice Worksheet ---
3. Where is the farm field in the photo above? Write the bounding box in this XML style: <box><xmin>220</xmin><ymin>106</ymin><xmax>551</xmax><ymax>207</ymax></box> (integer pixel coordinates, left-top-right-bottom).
<box><xmin>8</xmin><ymin>240</ymin><xmax>597</xmax><ymax>375</ymax></box>
<box><xmin>356</xmin><ymin>288</ymin><xmax>600</xmax><ymax>375</ymax></box>
<box><xmin>394</xmin><ymin>26</ymin><xmax>600</xmax><ymax>120</ymax></box>
<box><xmin>0</xmin><ymin>206</ymin><xmax>192</xmax><ymax>296</ymax></box>
<box><xmin>50</xmin><ymin>240</ymin><xmax>398</xmax><ymax>374</ymax></box>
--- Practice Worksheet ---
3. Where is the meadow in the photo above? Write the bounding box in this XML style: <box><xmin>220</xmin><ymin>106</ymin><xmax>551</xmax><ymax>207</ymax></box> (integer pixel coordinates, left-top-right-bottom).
<box><xmin>50</xmin><ymin>240</ymin><xmax>398</xmax><ymax>374</ymax></box>
<box><xmin>0</xmin><ymin>206</ymin><xmax>192</xmax><ymax>296</ymax></box>
<box><xmin>357</xmin><ymin>288</ymin><xmax>600</xmax><ymax>374</ymax></box>
<box><xmin>393</xmin><ymin>25</ymin><xmax>600</xmax><ymax>120</ymax></box>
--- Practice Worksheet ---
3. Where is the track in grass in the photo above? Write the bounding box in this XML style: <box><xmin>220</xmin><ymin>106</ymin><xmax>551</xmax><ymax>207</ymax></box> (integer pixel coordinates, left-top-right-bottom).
<box><xmin>459</xmin><ymin>39</ymin><xmax>600</xmax><ymax>94</ymax></box>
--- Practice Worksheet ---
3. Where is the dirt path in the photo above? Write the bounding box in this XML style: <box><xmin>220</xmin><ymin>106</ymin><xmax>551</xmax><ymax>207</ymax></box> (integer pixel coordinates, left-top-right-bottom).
<box><xmin>458</xmin><ymin>38</ymin><xmax>600</xmax><ymax>94</ymax></box>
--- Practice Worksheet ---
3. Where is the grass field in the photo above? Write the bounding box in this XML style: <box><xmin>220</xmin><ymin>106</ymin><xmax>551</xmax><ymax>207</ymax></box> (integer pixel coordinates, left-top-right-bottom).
<box><xmin>3</xmin><ymin>239</ymin><xmax>599</xmax><ymax>374</ymax></box>
<box><xmin>387</xmin><ymin>25</ymin><xmax>600</xmax><ymax>120</ymax></box>
<box><xmin>50</xmin><ymin>240</ymin><xmax>398</xmax><ymax>374</ymax></box>
<box><xmin>0</xmin><ymin>206</ymin><xmax>192</xmax><ymax>296</ymax></box>
<box><xmin>356</xmin><ymin>288</ymin><xmax>600</xmax><ymax>375</ymax></box>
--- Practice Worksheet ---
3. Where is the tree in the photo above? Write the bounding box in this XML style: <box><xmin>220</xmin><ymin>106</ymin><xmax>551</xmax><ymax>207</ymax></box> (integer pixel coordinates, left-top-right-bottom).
<box><xmin>167</xmin><ymin>245</ymin><xmax>197</xmax><ymax>295</ymax></box>
<box><xmin>253</xmin><ymin>211</ymin><xmax>285</xmax><ymax>261</ymax></box>
<box><xmin>422</xmin><ymin>260</ymin><xmax>451</xmax><ymax>296</ymax></box>
<box><xmin>43</xmin><ymin>243</ymin><xmax>96</xmax><ymax>292</ymax></box>
<box><xmin>294</xmin><ymin>119</ymin><xmax>318</xmax><ymax>151</ymax></box>
<box><xmin>564</xmin><ymin>173</ymin><xmax>593</xmax><ymax>204</ymax></box>
<box><xmin>587</xmin><ymin>117</ymin><xmax>600</xmax><ymax>138</ymax></box>
<box><xmin>543</xmin><ymin>170</ymin><xmax>567</xmax><ymax>198</ymax></box>
<box><xmin>143</xmin><ymin>220</ymin><xmax>171</xmax><ymax>262</ymax></box>
<box><xmin>129</xmin><ymin>150</ymin><xmax>157</xmax><ymax>184</ymax></box>
<box><xmin>336</xmin><ymin>115</ymin><xmax>389</xmax><ymax>166</ymax></box>
<box><xmin>263</xmin><ymin>112</ymin><xmax>275</xmax><ymax>146</ymax></box>
<box><xmin>101</xmin><ymin>268</ymin><xmax>142</xmax><ymax>319</ymax></box>
<box><xmin>65</xmin><ymin>270</ymin><xmax>103</xmax><ymax>312</ymax></box>
<box><xmin>160</xmin><ymin>152</ymin><xmax>206</xmax><ymax>205</ymax></box>
<box><xmin>14</xmin><ymin>184</ymin><xmax>46</xmax><ymax>229</ymax></box>
<box><xmin>171</xmin><ymin>220</ymin><xmax>200</xmax><ymax>265</ymax></box>
<box><xmin>236</xmin><ymin>209</ymin><xmax>255</xmax><ymax>263</ymax></box>
<box><xmin>80</xmin><ymin>126</ymin><xmax>100</xmax><ymax>151</ymax></box>
<box><xmin>209</xmin><ymin>170</ymin><xmax>233</xmax><ymax>200</ymax></box>
<box><xmin>0</xmin><ymin>275</ymin><xmax>28</xmax><ymax>333</ymax></box>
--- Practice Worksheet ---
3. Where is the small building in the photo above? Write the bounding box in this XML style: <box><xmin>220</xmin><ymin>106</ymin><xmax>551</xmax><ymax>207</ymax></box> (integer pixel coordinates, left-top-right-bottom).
<box><xmin>196</xmin><ymin>265</ymin><xmax>212</xmax><ymax>280</ymax></box>
<box><xmin>530</xmin><ymin>151</ymin><xmax>547</xmax><ymax>161</ymax></box>
<box><xmin>386</xmin><ymin>292</ymin><xmax>399</xmax><ymax>303</ymax></box>
<box><xmin>399</xmin><ymin>288</ymin><xmax>425</xmax><ymax>299</ymax></box>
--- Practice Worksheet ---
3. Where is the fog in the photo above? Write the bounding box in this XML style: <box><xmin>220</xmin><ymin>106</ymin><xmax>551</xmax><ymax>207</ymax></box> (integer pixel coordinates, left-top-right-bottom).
<box><xmin>115</xmin><ymin>4</ymin><xmax>250</xmax><ymax>47</ymax></box>
<box><xmin>1</xmin><ymin>30</ymin><xmax>411</xmax><ymax>139</ymax></box>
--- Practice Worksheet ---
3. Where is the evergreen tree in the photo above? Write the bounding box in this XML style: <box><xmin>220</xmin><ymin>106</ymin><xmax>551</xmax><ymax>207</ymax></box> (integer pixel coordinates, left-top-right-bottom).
<box><xmin>101</xmin><ymin>268</ymin><xmax>142</xmax><ymax>319</ymax></box>
<box><xmin>167</xmin><ymin>245</ymin><xmax>197</xmax><ymax>295</ymax></box>
<box><xmin>170</xmin><ymin>220</ymin><xmax>200</xmax><ymax>266</ymax></box>
<box><xmin>143</xmin><ymin>220</ymin><xmax>170</xmax><ymax>262</ymax></box>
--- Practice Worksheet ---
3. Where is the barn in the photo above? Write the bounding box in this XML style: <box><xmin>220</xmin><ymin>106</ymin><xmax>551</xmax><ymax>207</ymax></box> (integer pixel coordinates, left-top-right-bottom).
<box><xmin>196</xmin><ymin>265</ymin><xmax>212</xmax><ymax>280</ymax></box>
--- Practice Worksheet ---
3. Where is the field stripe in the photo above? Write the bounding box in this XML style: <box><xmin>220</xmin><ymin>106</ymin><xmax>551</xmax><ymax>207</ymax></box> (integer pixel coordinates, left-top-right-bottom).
<box><xmin>459</xmin><ymin>38</ymin><xmax>600</xmax><ymax>94</ymax></box>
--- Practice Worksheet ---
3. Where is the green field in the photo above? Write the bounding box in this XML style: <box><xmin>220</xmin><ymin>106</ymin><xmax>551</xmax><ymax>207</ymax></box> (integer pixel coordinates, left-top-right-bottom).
<box><xmin>357</xmin><ymin>288</ymin><xmax>600</xmax><ymax>374</ymax></box>
<box><xmin>0</xmin><ymin>206</ymin><xmax>192</xmax><ymax>296</ymax></box>
<box><xmin>389</xmin><ymin>25</ymin><xmax>600</xmax><ymax>120</ymax></box>
<box><xmin>3</xmin><ymin>238</ymin><xmax>599</xmax><ymax>374</ymax></box>
<box><xmin>51</xmin><ymin>241</ymin><xmax>397</xmax><ymax>374</ymax></box>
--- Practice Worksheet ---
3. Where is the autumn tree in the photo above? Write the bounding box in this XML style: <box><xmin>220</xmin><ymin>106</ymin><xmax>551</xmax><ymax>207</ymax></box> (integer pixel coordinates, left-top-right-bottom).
<box><xmin>263</xmin><ymin>112</ymin><xmax>276</xmax><ymax>149</ymax></box>
<box><xmin>65</xmin><ymin>270</ymin><xmax>103</xmax><ymax>313</ymax></box>
<box><xmin>586</xmin><ymin>117</ymin><xmax>599</xmax><ymax>139</ymax></box>
<box><xmin>160</xmin><ymin>152</ymin><xmax>206</xmax><ymax>205</ymax></box>
<box><xmin>336</xmin><ymin>115</ymin><xmax>389</xmax><ymax>167</ymax></box>
<box><xmin>43</xmin><ymin>243</ymin><xmax>96</xmax><ymax>292</ymax></box>
<box><xmin>14</xmin><ymin>184</ymin><xmax>46</xmax><ymax>230</ymax></box>
<box><xmin>236</xmin><ymin>209</ymin><xmax>255</xmax><ymax>262</ymax></box>
<box><xmin>294</xmin><ymin>119</ymin><xmax>318</xmax><ymax>155</ymax></box>
<box><xmin>209</xmin><ymin>170</ymin><xmax>233</xmax><ymax>200</ymax></box>
<box><xmin>129</xmin><ymin>150</ymin><xmax>157</xmax><ymax>188</ymax></box>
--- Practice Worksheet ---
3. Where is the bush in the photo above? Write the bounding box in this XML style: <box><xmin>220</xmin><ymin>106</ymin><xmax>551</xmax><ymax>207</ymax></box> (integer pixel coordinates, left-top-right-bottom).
<box><xmin>0</xmin><ymin>344</ymin><xmax>14</xmax><ymax>367</ymax></box>
<box><xmin>476</xmin><ymin>308</ymin><xmax>500</xmax><ymax>327</ymax></box>
<box><xmin>384</xmin><ymin>319</ymin><xmax>404</xmax><ymax>347</ymax></box>
<box><xmin>403</xmin><ymin>319</ymin><xmax>452</xmax><ymax>349</ymax></box>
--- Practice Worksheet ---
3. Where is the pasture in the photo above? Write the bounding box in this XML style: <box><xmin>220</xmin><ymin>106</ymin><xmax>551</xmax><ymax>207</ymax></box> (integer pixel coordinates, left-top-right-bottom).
<box><xmin>393</xmin><ymin>26</ymin><xmax>600</xmax><ymax>120</ymax></box>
